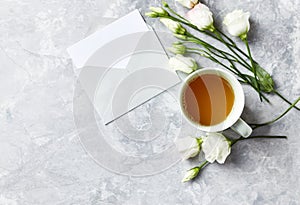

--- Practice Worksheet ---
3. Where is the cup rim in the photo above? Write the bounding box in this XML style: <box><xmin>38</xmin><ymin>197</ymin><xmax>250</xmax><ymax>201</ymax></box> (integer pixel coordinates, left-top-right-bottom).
<box><xmin>179</xmin><ymin>67</ymin><xmax>245</xmax><ymax>132</ymax></box>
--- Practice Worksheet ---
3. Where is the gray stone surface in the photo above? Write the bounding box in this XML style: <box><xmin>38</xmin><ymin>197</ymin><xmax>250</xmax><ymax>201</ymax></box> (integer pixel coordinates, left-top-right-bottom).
<box><xmin>0</xmin><ymin>0</ymin><xmax>300</xmax><ymax>204</ymax></box>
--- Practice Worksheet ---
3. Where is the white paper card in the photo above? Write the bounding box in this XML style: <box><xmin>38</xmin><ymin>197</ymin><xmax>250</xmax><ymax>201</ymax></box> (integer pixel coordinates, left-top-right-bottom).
<box><xmin>67</xmin><ymin>10</ymin><xmax>181</xmax><ymax>124</ymax></box>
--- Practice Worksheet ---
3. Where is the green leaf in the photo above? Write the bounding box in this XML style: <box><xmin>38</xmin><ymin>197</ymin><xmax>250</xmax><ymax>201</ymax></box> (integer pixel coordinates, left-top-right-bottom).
<box><xmin>247</xmin><ymin>63</ymin><xmax>274</xmax><ymax>93</ymax></box>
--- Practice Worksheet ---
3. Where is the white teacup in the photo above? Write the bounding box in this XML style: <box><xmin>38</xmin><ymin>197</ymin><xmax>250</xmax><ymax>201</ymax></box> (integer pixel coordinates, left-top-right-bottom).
<box><xmin>179</xmin><ymin>67</ymin><xmax>252</xmax><ymax>137</ymax></box>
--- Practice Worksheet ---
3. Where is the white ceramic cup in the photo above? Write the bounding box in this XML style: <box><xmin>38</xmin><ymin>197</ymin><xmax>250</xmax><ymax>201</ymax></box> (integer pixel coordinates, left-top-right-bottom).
<box><xmin>179</xmin><ymin>67</ymin><xmax>252</xmax><ymax>137</ymax></box>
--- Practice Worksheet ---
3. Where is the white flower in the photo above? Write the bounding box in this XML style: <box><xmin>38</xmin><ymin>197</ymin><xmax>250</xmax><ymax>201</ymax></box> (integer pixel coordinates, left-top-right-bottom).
<box><xmin>169</xmin><ymin>54</ymin><xmax>198</xmax><ymax>73</ymax></box>
<box><xmin>202</xmin><ymin>133</ymin><xmax>231</xmax><ymax>164</ymax></box>
<box><xmin>168</xmin><ymin>42</ymin><xmax>186</xmax><ymax>54</ymax></box>
<box><xmin>160</xmin><ymin>18</ymin><xmax>186</xmax><ymax>34</ymax></box>
<box><xmin>174</xmin><ymin>136</ymin><xmax>202</xmax><ymax>160</ymax></box>
<box><xmin>187</xmin><ymin>3</ymin><xmax>214</xmax><ymax>31</ymax></box>
<box><xmin>176</xmin><ymin>0</ymin><xmax>199</xmax><ymax>9</ymax></box>
<box><xmin>182</xmin><ymin>167</ymin><xmax>200</xmax><ymax>182</ymax></box>
<box><xmin>223</xmin><ymin>10</ymin><xmax>250</xmax><ymax>39</ymax></box>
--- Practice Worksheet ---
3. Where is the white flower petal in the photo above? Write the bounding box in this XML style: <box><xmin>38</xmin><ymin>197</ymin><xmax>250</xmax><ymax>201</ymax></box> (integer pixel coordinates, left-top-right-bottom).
<box><xmin>174</xmin><ymin>136</ymin><xmax>201</xmax><ymax>160</ymax></box>
<box><xmin>176</xmin><ymin>0</ymin><xmax>198</xmax><ymax>9</ymax></box>
<box><xmin>187</xmin><ymin>3</ymin><xmax>214</xmax><ymax>30</ymax></box>
<box><xmin>169</xmin><ymin>54</ymin><xmax>197</xmax><ymax>73</ymax></box>
<box><xmin>160</xmin><ymin>18</ymin><xmax>179</xmax><ymax>33</ymax></box>
<box><xmin>223</xmin><ymin>10</ymin><xmax>250</xmax><ymax>37</ymax></box>
<box><xmin>182</xmin><ymin>167</ymin><xmax>200</xmax><ymax>182</ymax></box>
<box><xmin>168</xmin><ymin>42</ymin><xmax>186</xmax><ymax>54</ymax></box>
<box><xmin>216</xmin><ymin>145</ymin><xmax>231</xmax><ymax>164</ymax></box>
<box><xmin>202</xmin><ymin>133</ymin><xmax>231</xmax><ymax>164</ymax></box>
<box><xmin>160</xmin><ymin>18</ymin><xmax>186</xmax><ymax>34</ymax></box>
<box><xmin>150</xmin><ymin>7</ymin><xmax>165</xmax><ymax>15</ymax></box>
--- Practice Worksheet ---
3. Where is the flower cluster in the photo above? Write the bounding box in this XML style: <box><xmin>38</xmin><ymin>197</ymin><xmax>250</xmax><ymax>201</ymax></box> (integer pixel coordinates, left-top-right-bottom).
<box><xmin>146</xmin><ymin>0</ymin><xmax>299</xmax><ymax>182</ymax></box>
<box><xmin>175</xmin><ymin>131</ymin><xmax>291</xmax><ymax>182</ymax></box>
<box><xmin>146</xmin><ymin>0</ymin><xmax>299</xmax><ymax>110</ymax></box>
<box><xmin>174</xmin><ymin>133</ymin><xmax>231</xmax><ymax>182</ymax></box>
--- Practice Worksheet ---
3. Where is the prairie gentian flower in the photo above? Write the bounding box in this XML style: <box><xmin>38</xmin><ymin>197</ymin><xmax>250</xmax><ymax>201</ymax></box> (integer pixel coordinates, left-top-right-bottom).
<box><xmin>176</xmin><ymin>0</ymin><xmax>199</xmax><ymax>9</ymax></box>
<box><xmin>202</xmin><ymin>133</ymin><xmax>231</xmax><ymax>164</ymax></box>
<box><xmin>174</xmin><ymin>136</ymin><xmax>202</xmax><ymax>160</ymax></box>
<box><xmin>168</xmin><ymin>42</ymin><xmax>187</xmax><ymax>54</ymax></box>
<box><xmin>169</xmin><ymin>54</ymin><xmax>198</xmax><ymax>73</ymax></box>
<box><xmin>160</xmin><ymin>18</ymin><xmax>186</xmax><ymax>34</ymax></box>
<box><xmin>187</xmin><ymin>3</ymin><xmax>214</xmax><ymax>31</ymax></box>
<box><xmin>223</xmin><ymin>10</ymin><xmax>250</xmax><ymax>40</ymax></box>
<box><xmin>145</xmin><ymin>7</ymin><xmax>169</xmax><ymax>18</ymax></box>
<box><xmin>182</xmin><ymin>167</ymin><xmax>200</xmax><ymax>182</ymax></box>
<box><xmin>173</xmin><ymin>33</ymin><xmax>188</xmax><ymax>40</ymax></box>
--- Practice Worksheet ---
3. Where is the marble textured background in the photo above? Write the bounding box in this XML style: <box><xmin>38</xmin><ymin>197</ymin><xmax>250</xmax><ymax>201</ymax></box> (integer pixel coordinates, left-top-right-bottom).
<box><xmin>0</xmin><ymin>0</ymin><xmax>300</xmax><ymax>204</ymax></box>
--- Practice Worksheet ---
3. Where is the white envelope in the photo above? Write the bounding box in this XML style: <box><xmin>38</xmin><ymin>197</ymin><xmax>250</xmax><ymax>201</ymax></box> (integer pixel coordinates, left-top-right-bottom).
<box><xmin>67</xmin><ymin>10</ymin><xmax>181</xmax><ymax>125</ymax></box>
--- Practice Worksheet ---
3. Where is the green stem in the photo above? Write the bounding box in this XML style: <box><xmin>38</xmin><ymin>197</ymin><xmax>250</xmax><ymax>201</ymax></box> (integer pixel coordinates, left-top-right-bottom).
<box><xmin>164</xmin><ymin>5</ymin><xmax>239</xmax><ymax>52</ymax></box>
<box><xmin>160</xmin><ymin>6</ymin><xmax>295</xmax><ymax>106</ymax></box>
<box><xmin>185</xmin><ymin>33</ymin><xmax>246</xmax><ymax>66</ymax></box>
<box><xmin>244</xmin><ymin>37</ymin><xmax>262</xmax><ymax>101</ymax></box>
<box><xmin>186</xmin><ymin>41</ymin><xmax>269</xmax><ymax>102</ymax></box>
<box><xmin>187</xmin><ymin>47</ymin><xmax>236</xmax><ymax>61</ymax></box>
<box><xmin>163</xmin><ymin>4</ymin><xmax>190</xmax><ymax>24</ymax></box>
<box><xmin>231</xmin><ymin>135</ymin><xmax>287</xmax><ymax>146</ymax></box>
<box><xmin>211</xmin><ymin>32</ymin><xmax>266</xmax><ymax>101</ymax></box>
<box><xmin>213</xmin><ymin>31</ymin><xmax>270</xmax><ymax>102</ymax></box>
<box><xmin>214</xmin><ymin>30</ymin><xmax>252</xmax><ymax>71</ymax></box>
<box><xmin>250</xmin><ymin>96</ymin><xmax>300</xmax><ymax>129</ymax></box>
<box><xmin>226</xmin><ymin>55</ymin><xmax>270</xmax><ymax>103</ymax></box>
<box><xmin>163</xmin><ymin>7</ymin><xmax>221</xmax><ymax>42</ymax></box>
<box><xmin>273</xmin><ymin>90</ymin><xmax>300</xmax><ymax>111</ymax></box>
<box><xmin>163</xmin><ymin>4</ymin><xmax>264</xmax><ymax>76</ymax></box>
<box><xmin>186</xmin><ymin>50</ymin><xmax>208</xmax><ymax>57</ymax></box>
<box><xmin>216</xmin><ymin>28</ymin><xmax>260</xmax><ymax>64</ymax></box>
<box><xmin>237</xmin><ymin>78</ymin><xmax>270</xmax><ymax>102</ymax></box>
<box><xmin>215</xmin><ymin>28</ymin><xmax>236</xmax><ymax>46</ymax></box>
<box><xmin>164</xmin><ymin>16</ymin><xmax>243</xmax><ymax>68</ymax></box>
<box><xmin>186</xmin><ymin>47</ymin><xmax>270</xmax><ymax>102</ymax></box>
<box><xmin>167</xmin><ymin>16</ymin><xmax>197</xmax><ymax>31</ymax></box>
<box><xmin>186</xmin><ymin>50</ymin><xmax>240</xmax><ymax>76</ymax></box>
<box><xmin>176</xmin><ymin>29</ymin><xmax>251</xmax><ymax>71</ymax></box>
<box><xmin>195</xmin><ymin>135</ymin><xmax>286</xmax><ymax>178</ymax></box>
<box><xmin>197</xmin><ymin>160</ymin><xmax>209</xmax><ymax>169</ymax></box>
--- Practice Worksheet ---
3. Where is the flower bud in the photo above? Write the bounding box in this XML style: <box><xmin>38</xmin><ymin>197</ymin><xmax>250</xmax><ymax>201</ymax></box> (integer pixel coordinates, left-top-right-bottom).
<box><xmin>162</xmin><ymin>0</ymin><xmax>169</xmax><ymax>7</ymax></box>
<box><xmin>173</xmin><ymin>33</ymin><xmax>188</xmax><ymax>40</ymax></box>
<box><xmin>160</xmin><ymin>18</ymin><xmax>186</xmax><ymax>34</ymax></box>
<box><xmin>182</xmin><ymin>167</ymin><xmax>200</xmax><ymax>182</ymax></box>
<box><xmin>145</xmin><ymin>12</ymin><xmax>159</xmax><ymax>18</ymax></box>
<box><xmin>176</xmin><ymin>0</ymin><xmax>199</xmax><ymax>9</ymax></box>
<box><xmin>169</xmin><ymin>54</ymin><xmax>198</xmax><ymax>74</ymax></box>
<box><xmin>145</xmin><ymin>7</ymin><xmax>168</xmax><ymax>18</ymax></box>
<box><xmin>150</xmin><ymin>7</ymin><xmax>168</xmax><ymax>16</ymax></box>
<box><xmin>168</xmin><ymin>42</ymin><xmax>187</xmax><ymax>55</ymax></box>
<box><xmin>174</xmin><ymin>136</ymin><xmax>202</xmax><ymax>160</ymax></box>
<box><xmin>223</xmin><ymin>10</ymin><xmax>250</xmax><ymax>39</ymax></box>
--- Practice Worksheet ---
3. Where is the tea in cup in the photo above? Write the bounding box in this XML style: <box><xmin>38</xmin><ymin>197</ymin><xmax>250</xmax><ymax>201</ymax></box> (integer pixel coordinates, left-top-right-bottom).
<box><xmin>179</xmin><ymin>68</ymin><xmax>252</xmax><ymax>137</ymax></box>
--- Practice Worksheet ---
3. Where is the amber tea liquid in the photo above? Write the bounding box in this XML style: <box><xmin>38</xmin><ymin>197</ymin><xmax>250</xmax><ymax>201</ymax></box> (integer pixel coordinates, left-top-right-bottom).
<box><xmin>182</xmin><ymin>74</ymin><xmax>235</xmax><ymax>126</ymax></box>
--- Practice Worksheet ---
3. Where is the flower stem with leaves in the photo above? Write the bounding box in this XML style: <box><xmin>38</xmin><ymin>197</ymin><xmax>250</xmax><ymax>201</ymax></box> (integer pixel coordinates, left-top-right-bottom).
<box><xmin>146</xmin><ymin>2</ymin><xmax>300</xmax><ymax>110</ymax></box>
<box><xmin>183</xmin><ymin>135</ymin><xmax>287</xmax><ymax>182</ymax></box>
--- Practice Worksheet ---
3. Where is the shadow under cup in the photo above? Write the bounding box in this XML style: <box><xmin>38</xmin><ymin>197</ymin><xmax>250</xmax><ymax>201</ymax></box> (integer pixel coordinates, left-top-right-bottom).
<box><xmin>179</xmin><ymin>68</ymin><xmax>245</xmax><ymax>133</ymax></box>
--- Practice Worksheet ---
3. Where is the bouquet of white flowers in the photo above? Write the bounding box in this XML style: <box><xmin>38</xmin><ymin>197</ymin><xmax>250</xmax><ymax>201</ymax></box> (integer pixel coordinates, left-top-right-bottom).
<box><xmin>146</xmin><ymin>1</ymin><xmax>300</xmax><ymax>182</ymax></box>
<box><xmin>146</xmin><ymin>1</ymin><xmax>299</xmax><ymax>105</ymax></box>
